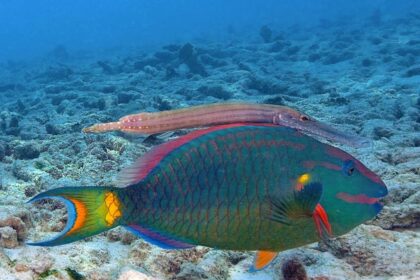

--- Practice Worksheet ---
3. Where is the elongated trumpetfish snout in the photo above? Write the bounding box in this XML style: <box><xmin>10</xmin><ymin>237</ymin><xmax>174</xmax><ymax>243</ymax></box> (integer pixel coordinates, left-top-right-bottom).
<box><xmin>27</xmin><ymin>186</ymin><xmax>123</xmax><ymax>246</ymax></box>
<box><xmin>82</xmin><ymin>121</ymin><xmax>122</xmax><ymax>133</ymax></box>
<box><xmin>308</xmin><ymin>120</ymin><xmax>372</xmax><ymax>148</ymax></box>
<box><xmin>276</xmin><ymin>114</ymin><xmax>372</xmax><ymax>148</ymax></box>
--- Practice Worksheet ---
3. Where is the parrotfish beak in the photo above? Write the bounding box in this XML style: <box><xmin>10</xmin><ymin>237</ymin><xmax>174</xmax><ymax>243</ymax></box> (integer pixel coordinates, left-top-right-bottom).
<box><xmin>371</xmin><ymin>181</ymin><xmax>388</xmax><ymax>214</ymax></box>
<box><xmin>377</xmin><ymin>180</ymin><xmax>388</xmax><ymax>197</ymax></box>
<box><xmin>372</xmin><ymin>182</ymin><xmax>388</xmax><ymax>214</ymax></box>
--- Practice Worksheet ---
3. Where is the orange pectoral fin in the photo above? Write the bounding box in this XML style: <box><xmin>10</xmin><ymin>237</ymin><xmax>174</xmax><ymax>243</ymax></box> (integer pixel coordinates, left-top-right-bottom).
<box><xmin>251</xmin><ymin>251</ymin><xmax>278</xmax><ymax>271</ymax></box>
<box><xmin>313</xmin><ymin>203</ymin><xmax>332</xmax><ymax>240</ymax></box>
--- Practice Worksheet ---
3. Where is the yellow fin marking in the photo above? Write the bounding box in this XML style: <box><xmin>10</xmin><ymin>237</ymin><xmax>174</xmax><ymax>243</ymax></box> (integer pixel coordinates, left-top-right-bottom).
<box><xmin>105</xmin><ymin>192</ymin><xmax>121</xmax><ymax>226</ymax></box>
<box><xmin>298</xmin><ymin>173</ymin><xmax>310</xmax><ymax>184</ymax></box>
<box><xmin>295</xmin><ymin>173</ymin><xmax>311</xmax><ymax>191</ymax></box>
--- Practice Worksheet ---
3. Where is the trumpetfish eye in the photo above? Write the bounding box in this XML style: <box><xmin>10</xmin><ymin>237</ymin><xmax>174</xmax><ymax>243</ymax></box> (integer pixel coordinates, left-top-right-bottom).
<box><xmin>300</xmin><ymin>115</ymin><xmax>310</xmax><ymax>121</ymax></box>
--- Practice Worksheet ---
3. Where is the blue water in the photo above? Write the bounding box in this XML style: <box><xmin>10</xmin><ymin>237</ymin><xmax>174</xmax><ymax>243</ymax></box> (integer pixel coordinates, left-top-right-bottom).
<box><xmin>1</xmin><ymin>0</ymin><xmax>419</xmax><ymax>62</ymax></box>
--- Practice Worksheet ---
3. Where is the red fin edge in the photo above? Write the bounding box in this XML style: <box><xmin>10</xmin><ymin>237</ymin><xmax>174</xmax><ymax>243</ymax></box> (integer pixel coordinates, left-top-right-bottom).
<box><xmin>313</xmin><ymin>203</ymin><xmax>332</xmax><ymax>238</ymax></box>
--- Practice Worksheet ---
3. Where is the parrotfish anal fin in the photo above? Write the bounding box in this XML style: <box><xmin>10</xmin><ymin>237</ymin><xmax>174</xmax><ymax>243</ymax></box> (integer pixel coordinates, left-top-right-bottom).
<box><xmin>268</xmin><ymin>182</ymin><xmax>323</xmax><ymax>225</ymax></box>
<box><xmin>313</xmin><ymin>203</ymin><xmax>332</xmax><ymax>241</ymax></box>
<box><xmin>251</xmin><ymin>251</ymin><xmax>278</xmax><ymax>271</ymax></box>
<box><xmin>126</xmin><ymin>225</ymin><xmax>194</xmax><ymax>249</ymax></box>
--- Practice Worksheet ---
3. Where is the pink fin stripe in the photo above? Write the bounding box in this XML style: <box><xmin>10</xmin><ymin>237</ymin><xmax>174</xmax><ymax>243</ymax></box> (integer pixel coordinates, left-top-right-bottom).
<box><xmin>119</xmin><ymin>123</ymin><xmax>276</xmax><ymax>186</ymax></box>
<box><xmin>336</xmin><ymin>192</ymin><xmax>379</xmax><ymax>204</ymax></box>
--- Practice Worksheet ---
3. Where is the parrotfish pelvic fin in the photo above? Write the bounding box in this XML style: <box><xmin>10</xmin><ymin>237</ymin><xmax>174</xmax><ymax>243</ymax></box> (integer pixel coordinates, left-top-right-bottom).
<box><xmin>313</xmin><ymin>203</ymin><xmax>332</xmax><ymax>241</ymax></box>
<box><xmin>27</xmin><ymin>186</ymin><xmax>123</xmax><ymax>246</ymax></box>
<box><xmin>268</xmin><ymin>182</ymin><xmax>323</xmax><ymax>225</ymax></box>
<box><xmin>250</xmin><ymin>251</ymin><xmax>279</xmax><ymax>272</ymax></box>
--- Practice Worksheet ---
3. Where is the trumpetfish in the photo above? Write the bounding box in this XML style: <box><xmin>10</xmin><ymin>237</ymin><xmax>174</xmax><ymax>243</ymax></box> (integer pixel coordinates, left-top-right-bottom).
<box><xmin>82</xmin><ymin>102</ymin><xmax>371</xmax><ymax>148</ymax></box>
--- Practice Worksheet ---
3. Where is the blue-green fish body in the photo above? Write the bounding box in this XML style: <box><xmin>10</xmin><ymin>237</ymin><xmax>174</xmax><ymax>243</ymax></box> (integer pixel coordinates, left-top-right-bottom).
<box><xmin>29</xmin><ymin>124</ymin><xmax>387</xmax><ymax>270</ymax></box>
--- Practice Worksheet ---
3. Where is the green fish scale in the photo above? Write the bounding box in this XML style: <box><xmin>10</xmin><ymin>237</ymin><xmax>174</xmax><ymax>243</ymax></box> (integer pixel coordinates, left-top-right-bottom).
<box><xmin>125</xmin><ymin>126</ymin><xmax>318</xmax><ymax>250</ymax></box>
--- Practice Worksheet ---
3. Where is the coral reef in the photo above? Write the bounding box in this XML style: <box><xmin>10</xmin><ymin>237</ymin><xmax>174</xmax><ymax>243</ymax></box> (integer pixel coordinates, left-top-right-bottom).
<box><xmin>0</xmin><ymin>11</ymin><xmax>419</xmax><ymax>280</ymax></box>
<box><xmin>0</xmin><ymin>206</ymin><xmax>31</xmax><ymax>249</ymax></box>
<box><xmin>178</xmin><ymin>43</ymin><xmax>208</xmax><ymax>77</ymax></box>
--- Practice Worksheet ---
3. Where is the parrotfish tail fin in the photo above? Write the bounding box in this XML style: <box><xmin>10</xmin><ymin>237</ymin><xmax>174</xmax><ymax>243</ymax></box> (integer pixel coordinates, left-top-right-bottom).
<box><xmin>27</xmin><ymin>186</ymin><xmax>124</xmax><ymax>246</ymax></box>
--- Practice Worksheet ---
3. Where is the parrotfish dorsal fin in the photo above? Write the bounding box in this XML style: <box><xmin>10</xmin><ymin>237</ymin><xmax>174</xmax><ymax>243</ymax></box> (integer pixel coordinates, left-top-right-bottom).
<box><xmin>116</xmin><ymin>123</ymin><xmax>276</xmax><ymax>187</ymax></box>
<box><xmin>250</xmin><ymin>251</ymin><xmax>278</xmax><ymax>271</ymax></box>
<box><xmin>268</xmin><ymin>182</ymin><xmax>323</xmax><ymax>225</ymax></box>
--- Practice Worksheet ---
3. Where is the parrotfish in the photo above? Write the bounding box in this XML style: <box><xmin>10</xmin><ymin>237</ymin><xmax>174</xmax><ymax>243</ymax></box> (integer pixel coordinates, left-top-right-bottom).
<box><xmin>82</xmin><ymin>102</ymin><xmax>371</xmax><ymax>148</ymax></box>
<box><xmin>29</xmin><ymin>124</ymin><xmax>387</xmax><ymax>270</ymax></box>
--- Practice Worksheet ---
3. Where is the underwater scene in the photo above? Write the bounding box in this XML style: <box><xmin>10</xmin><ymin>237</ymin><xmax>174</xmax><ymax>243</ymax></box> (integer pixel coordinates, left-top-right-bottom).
<box><xmin>0</xmin><ymin>1</ymin><xmax>419</xmax><ymax>279</ymax></box>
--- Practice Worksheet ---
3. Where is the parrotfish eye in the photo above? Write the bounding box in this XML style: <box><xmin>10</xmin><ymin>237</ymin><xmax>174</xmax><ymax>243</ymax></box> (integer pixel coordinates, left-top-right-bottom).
<box><xmin>342</xmin><ymin>160</ymin><xmax>355</xmax><ymax>176</ymax></box>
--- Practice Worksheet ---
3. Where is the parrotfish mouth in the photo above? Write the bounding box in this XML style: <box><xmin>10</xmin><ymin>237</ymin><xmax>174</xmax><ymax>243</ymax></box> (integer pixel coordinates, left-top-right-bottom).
<box><xmin>275</xmin><ymin>113</ymin><xmax>372</xmax><ymax>148</ymax></box>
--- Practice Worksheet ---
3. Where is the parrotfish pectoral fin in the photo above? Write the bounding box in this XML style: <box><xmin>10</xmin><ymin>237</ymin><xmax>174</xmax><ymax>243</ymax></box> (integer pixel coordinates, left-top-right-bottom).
<box><xmin>313</xmin><ymin>203</ymin><xmax>332</xmax><ymax>241</ymax></box>
<box><xmin>27</xmin><ymin>186</ymin><xmax>123</xmax><ymax>246</ymax></box>
<box><xmin>250</xmin><ymin>251</ymin><xmax>278</xmax><ymax>271</ymax></box>
<box><xmin>268</xmin><ymin>182</ymin><xmax>323</xmax><ymax>225</ymax></box>
<box><xmin>126</xmin><ymin>225</ymin><xmax>194</xmax><ymax>249</ymax></box>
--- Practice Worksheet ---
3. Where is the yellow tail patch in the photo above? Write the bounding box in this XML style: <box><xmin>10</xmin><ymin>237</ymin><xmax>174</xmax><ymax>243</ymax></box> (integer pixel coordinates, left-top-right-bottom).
<box><xmin>105</xmin><ymin>192</ymin><xmax>122</xmax><ymax>226</ymax></box>
<box><xmin>56</xmin><ymin>191</ymin><xmax>121</xmax><ymax>237</ymax></box>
